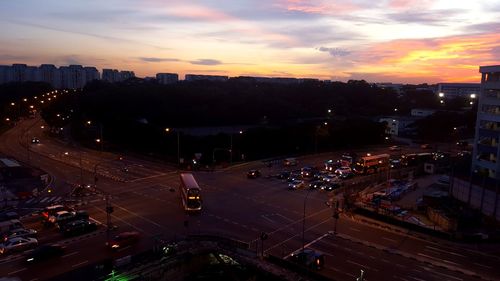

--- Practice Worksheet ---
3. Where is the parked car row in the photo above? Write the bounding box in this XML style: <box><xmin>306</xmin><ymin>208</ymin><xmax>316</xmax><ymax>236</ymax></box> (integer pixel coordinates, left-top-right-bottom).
<box><xmin>0</xmin><ymin>217</ymin><xmax>38</xmax><ymax>255</ymax></box>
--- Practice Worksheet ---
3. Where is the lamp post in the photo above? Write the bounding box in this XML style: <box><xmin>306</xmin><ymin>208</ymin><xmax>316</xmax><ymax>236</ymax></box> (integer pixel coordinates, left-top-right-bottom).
<box><xmin>229</xmin><ymin>130</ymin><xmax>243</xmax><ymax>164</ymax></box>
<box><xmin>94</xmin><ymin>157</ymin><xmax>122</xmax><ymax>242</ymax></box>
<box><xmin>166</xmin><ymin>128</ymin><xmax>180</xmax><ymax>165</ymax></box>
<box><xmin>302</xmin><ymin>188</ymin><xmax>314</xmax><ymax>252</ymax></box>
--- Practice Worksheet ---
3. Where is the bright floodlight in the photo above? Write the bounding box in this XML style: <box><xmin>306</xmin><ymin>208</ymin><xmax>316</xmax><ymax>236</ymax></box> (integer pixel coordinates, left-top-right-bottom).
<box><xmin>470</xmin><ymin>94</ymin><xmax>476</xmax><ymax>99</ymax></box>
<box><xmin>438</xmin><ymin>92</ymin><xmax>444</xmax><ymax>98</ymax></box>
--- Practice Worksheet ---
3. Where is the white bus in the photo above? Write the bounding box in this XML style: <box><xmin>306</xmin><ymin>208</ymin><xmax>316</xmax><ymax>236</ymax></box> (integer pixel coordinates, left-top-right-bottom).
<box><xmin>179</xmin><ymin>173</ymin><xmax>202</xmax><ymax>212</ymax></box>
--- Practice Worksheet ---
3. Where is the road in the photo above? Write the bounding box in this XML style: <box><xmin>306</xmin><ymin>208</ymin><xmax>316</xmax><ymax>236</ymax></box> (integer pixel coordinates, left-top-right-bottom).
<box><xmin>0</xmin><ymin>117</ymin><xmax>498</xmax><ymax>281</ymax></box>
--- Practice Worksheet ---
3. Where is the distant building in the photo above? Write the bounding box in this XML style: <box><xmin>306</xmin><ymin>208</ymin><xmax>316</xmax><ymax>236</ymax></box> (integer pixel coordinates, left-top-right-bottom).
<box><xmin>102</xmin><ymin>69</ymin><xmax>134</xmax><ymax>83</ymax></box>
<box><xmin>472</xmin><ymin>65</ymin><xmax>500</xmax><ymax>179</ymax></box>
<box><xmin>410</xmin><ymin>108</ymin><xmax>436</xmax><ymax>117</ymax></box>
<box><xmin>39</xmin><ymin>64</ymin><xmax>61</xmax><ymax>88</ymax></box>
<box><xmin>83</xmin><ymin>67</ymin><xmax>100</xmax><ymax>84</ymax></box>
<box><xmin>11</xmin><ymin>64</ymin><xmax>28</xmax><ymax>82</ymax></box>
<box><xmin>437</xmin><ymin>83</ymin><xmax>480</xmax><ymax>99</ymax></box>
<box><xmin>376</xmin><ymin>83</ymin><xmax>404</xmax><ymax>94</ymax></box>
<box><xmin>185</xmin><ymin>74</ymin><xmax>228</xmax><ymax>82</ymax></box>
<box><xmin>0</xmin><ymin>65</ymin><xmax>12</xmax><ymax>84</ymax></box>
<box><xmin>379</xmin><ymin>116</ymin><xmax>418</xmax><ymax>136</ymax></box>
<box><xmin>156</xmin><ymin>73</ymin><xmax>179</xmax><ymax>84</ymax></box>
<box><xmin>60</xmin><ymin>65</ymin><xmax>87</xmax><ymax>89</ymax></box>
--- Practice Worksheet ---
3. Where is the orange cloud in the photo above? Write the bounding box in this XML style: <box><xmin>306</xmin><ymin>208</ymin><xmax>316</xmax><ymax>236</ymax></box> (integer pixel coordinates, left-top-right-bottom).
<box><xmin>351</xmin><ymin>32</ymin><xmax>500</xmax><ymax>83</ymax></box>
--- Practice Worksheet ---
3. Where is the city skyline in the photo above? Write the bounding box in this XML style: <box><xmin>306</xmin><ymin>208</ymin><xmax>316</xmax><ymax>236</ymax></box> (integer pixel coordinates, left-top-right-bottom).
<box><xmin>1</xmin><ymin>0</ymin><xmax>499</xmax><ymax>83</ymax></box>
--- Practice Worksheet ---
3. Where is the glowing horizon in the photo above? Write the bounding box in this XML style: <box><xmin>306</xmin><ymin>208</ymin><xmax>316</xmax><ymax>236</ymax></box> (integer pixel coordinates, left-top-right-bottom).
<box><xmin>1</xmin><ymin>0</ymin><xmax>499</xmax><ymax>83</ymax></box>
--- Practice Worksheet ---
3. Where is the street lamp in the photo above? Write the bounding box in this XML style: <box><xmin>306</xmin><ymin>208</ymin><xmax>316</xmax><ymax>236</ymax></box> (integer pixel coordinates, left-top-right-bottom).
<box><xmin>230</xmin><ymin>130</ymin><xmax>243</xmax><ymax>164</ymax></box>
<box><xmin>165</xmin><ymin>128</ymin><xmax>180</xmax><ymax>165</ymax></box>
<box><xmin>302</xmin><ymin>189</ymin><xmax>314</xmax><ymax>252</ymax></box>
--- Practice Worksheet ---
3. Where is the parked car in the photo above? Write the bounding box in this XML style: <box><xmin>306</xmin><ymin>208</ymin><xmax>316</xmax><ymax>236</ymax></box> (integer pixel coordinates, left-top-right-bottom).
<box><xmin>276</xmin><ymin>171</ymin><xmax>290</xmax><ymax>180</ymax></box>
<box><xmin>31</xmin><ymin>137</ymin><xmax>40</xmax><ymax>144</ymax></box>
<box><xmin>247</xmin><ymin>170</ymin><xmax>261</xmax><ymax>179</ymax></box>
<box><xmin>321</xmin><ymin>173</ymin><xmax>339</xmax><ymax>183</ymax></box>
<box><xmin>0</xmin><ymin>219</ymin><xmax>24</xmax><ymax>234</ymax></box>
<box><xmin>3</xmin><ymin>228</ymin><xmax>37</xmax><ymax>242</ymax></box>
<box><xmin>300</xmin><ymin>166</ymin><xmax>316</xmax><ymax>178</ymax></box>
<box><xmin>107</xmin><ymin>231</ymin><xmax>141</xmax><ymax>249</ymax></box>
<box><xmin>25</xmin><ymin>244</ymin><xmax>65</xmax><ymax>263</ymax></box>
<box><xmin>61</xmin><ymin>220</ymin><xmax>97</xmax><ymax>237</ymax></box>
<box><xmin>283</xmin><ymin>158</ymin><xmax>298</xmax><ymax>166</ymax></box>
<box><xmin>48</xmin><ymin>211</ymin><xmax>75</xmax><ymax>225</ymax></box>
<box><xmin>0</xmin><ymin>237</ymin><xmax>38</xmax><ymax>254</ymax></box>
<box><xmin>42</xmin><ymin>205</ymin><xmax>67</xmax><ymax>221</ymax></box>
<box><xmin>389</xmin><ymin>145</ymin><xmax>401</xmax><ymax>151</ymax></box>
<box><xmin>321</xmin><ymin>182</ymin><xmax>341</xmax><ymax>191</ymax></box>
<box><xmin>420</xmin><ymin>143</ymin><xmax>432</xmax><ymax>149</ymax></box>
<box><xmin>287</xmin><ymin>248</ymin><xmax>324</xmax><ymax>270</ymax></box>
<box><xmin>334</xmin><ymin>167</ymin><xmax>354</xmax><ymax>179</ymax></box>
<box><xmin>288</xmin><ymin>180</ymin><xmax>306</xmax><ymax>190</ymax></box>
<box><xmin>308</xmin><ymin>180</ymin><xmax>323</xmax><ymax>190</ymax></box>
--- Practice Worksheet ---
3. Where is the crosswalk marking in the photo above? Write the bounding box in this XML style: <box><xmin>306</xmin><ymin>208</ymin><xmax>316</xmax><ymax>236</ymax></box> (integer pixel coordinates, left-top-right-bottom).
<box><xmin>39</xmin><ymin>197</ymin><xmax>49</xmax><ymax>203</ymax></box>
<box><xmin>25</xmin><ymin>198</ymin><xmax>36</xmax><ymax>204</ymax></box>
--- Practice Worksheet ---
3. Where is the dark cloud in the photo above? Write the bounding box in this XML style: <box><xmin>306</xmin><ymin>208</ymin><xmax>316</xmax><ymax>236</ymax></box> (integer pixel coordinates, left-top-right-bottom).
<box><xmin>0</xmin><ymin>54</ymin><xmax>31</xmax><ymax>61</ymax></box>
<box><xmin>318</xmin><ymin>47</ymin><xmax>351</xmax><ymax>57</ymax></box>
<box><xmin>139</xmin><ymin>57</ymin><xmax>180</xmax><ymax>62</ymax></box>
<box><xmin>189</xmin><ymin>59</ymin><xmax>222</xmax><ymax>65</ymax></box>
<box><xmin>465</xmin><ymin>22</ymin><xmax>500</xmax><ymax>34</ymax></box>
<box><xmin>386</xmin><ymin>10</ymin><xmax>463</xmax><ymax>25</ymax></box>
<box><xmin>8</xmin><ymin>20</ymin><xmax>170</xmax><ymax>50</ymax></box>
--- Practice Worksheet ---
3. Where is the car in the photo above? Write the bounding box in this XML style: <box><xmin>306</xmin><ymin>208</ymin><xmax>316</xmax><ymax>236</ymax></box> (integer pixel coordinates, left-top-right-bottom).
<box><xmin>247</xmin><ymin>170</ymin><xmax>261</xmax><ymax>179</ymax></box>
<box><xmin>324</xmin><ymin>160</ymin><xmax>340</xmax><ymax>171</ymax></box>
<box><xmin>321</xmin><ymin>182</ymin><xmax>341</xmax><ymax>191</ymax></box>
<box><xmin>390</xmin><ymin>159</ymin><xmax>401</xmax><ymax>168</ymax></box>
<box><xmin>3</xmin><ymin>228</ymin><xmax>37</xmax><ymax>242</ymax></box>
<box><xmin>288</xmin><ymin>180</ymin><xmax>306</xmax><ymax>190</ymax></box>
<box><xmin>334</xmin><ymin>167</ymin><xmax>354</xmax><ymax>179</ymax></box>
<box><xmin>308</xmin><ymin>180</ymin><xmax>323</xmax><ymax>189</ymax></box>
<box><xmin>389</xmin><ymin>145</ymin><xmax>401</xmax><ymax>151</ymax></box>
<box><xmin>300</xmin><ymin>167</ymin><xmax>316</xmax><ymax>178</ymax></box>
<box><xmin>287</xmin><ymin>248</ymin><xmax>324</xmax><ymax>270</ymax></box>
<box><xmin>0</xmin><ymin>237</ymin><xmax>38</xmax><ymax>254</ymax></box>
<box><xmin>107</xmin><ymin>231</ymin><xmax>141</xmax><ymax>249</ymax></box>
<box><xmin>61</xmin><ymin>220</ymin><xmax>97</xmax><ymax>237</ymax></box>
<box><xmin>275</xmin><ymin>171</ymin><xmax>290</xmax><ymax>180</ymax></box>
<box><xmin>321</xmin><ymin>173</ymin><xmax>339</xmax><ymax>183</ymax></box>
<box><xmin>31</xmin><ymin>137</ymin><xmax>40</xmax><ymax>144</ymax></box>
<box><xmin>283</xmin><ymin>158</ymin><xmax>298</xmax><ymax>166</ymax></box>
<box><xmin>25</xmin><ymin>244</ymin><xmax>65</xmax><ymax>263</ymax></box>
<box><xmin>42</xmin><ymin>205</ymin><xmax>67</xmax><ymax>221</ymax></box>
<box><xmin>48</xmin><ymin>211</ymin><xmax>76</xmax><ymax>226</ymax></box>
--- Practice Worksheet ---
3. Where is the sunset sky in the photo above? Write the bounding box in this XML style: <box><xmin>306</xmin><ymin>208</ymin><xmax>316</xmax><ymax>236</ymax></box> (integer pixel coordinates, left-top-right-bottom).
<box><xmin>1</xmin><ymin>0</ymin><xmax>499</xmax><ymax>83</ymax></box>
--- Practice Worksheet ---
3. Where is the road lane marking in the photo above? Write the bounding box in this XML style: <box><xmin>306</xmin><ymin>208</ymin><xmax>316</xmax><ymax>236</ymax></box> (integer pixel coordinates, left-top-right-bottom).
<box><xmin>431</xmin><ymin>270</ymin><xmax>464</xmax><ymax>280</ymax></box>
<box><xmin>346</xmin><ymin>259</ymin><xmax>377</xmax><ymax>271</ymax></box>
<box><xmin>417</xmin><ymin>253</ymin><xmax>459</xmax><ymax>266</ymax></box>
<box><xmin>283</xmin><ymin>233</ymin><xmax>330</xmax><ymax>259</ymax></box>
<box><xmin>118</xmin><ymin>246</ymin><xmax>131</xmax><ymax>252</ymax></box>
<box><xmin>62</xmin><ymin>251</ymin><xmax>79</xmax><ymax>258</ymax></box>
<box><xmin>261</xmin><ymin>214</ymin><xmax>275</xmax><ymax>223</ymax></box>
<box><xmin>382</xmin><ymin>237</ymin><xmax>397</xmax><ymax>243</ymax></box>
<box><xmin>473</xmin><ymin>262</ymin><xmax>492</xmax><ymax>269</ymax></box>
<box><xmin>349</xmin><ymin>227</ymin><xmax>361</xmax><ymax>232</ymax></box>
<box><xmin>275</xmin><ymin>213</ymin><xmax>294</xmax><ymax>222</ymax></box>
<box><xmin>407</xmin><ymin>276</ymin><xmax>426</xmax><ymax>281</ymax></box>
<box><xmin>8</xmin><ymin>268</ymin><xmax>27</xmax><ymax>275</ymax></box>
<box><xmin>425</xmin><ymin>246</ymin><xmax>465</xmax><ymax>257</ymax></box>
<box><xmin>71</xmin><ymin>260</ymin><xmax>88</xmax><ymax>268</ymax></box>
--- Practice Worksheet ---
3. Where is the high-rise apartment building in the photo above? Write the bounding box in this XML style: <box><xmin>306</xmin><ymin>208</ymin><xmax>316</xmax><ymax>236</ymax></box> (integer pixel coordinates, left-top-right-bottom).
<box><xmin>472</xmin><ymin>65</ymin><xmax>500</xmax><ymax>179</ymax></box>
<box><xmin>156</xmin><ymin>73</ymin><xmax>179</xmax><ymax>84</ymax></box>
<box><xmin>84</xmin><ymin>67</ymin><xmax>100</xmax><ymax>84</ymax></box>
<box><xmin>39</xmin><ymin>64</ymin><xmax>61</xmax><ymax>88</ymax></box>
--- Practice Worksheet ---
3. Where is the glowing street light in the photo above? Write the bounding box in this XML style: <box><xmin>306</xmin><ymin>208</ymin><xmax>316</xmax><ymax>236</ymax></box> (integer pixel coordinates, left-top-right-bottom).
<box><xmin>95</xmin><ymin>138</ymin><xmax>101</xmax><ymax>143</ymax></box>
<box><xmin>5</xmin><ymin>118</ymin><xmax>10</xmax><ymax>122</ymax></box>
<box><xmin>10</xmin><ymin>102</ymin><xmax>15</xmax><ymax>106</ymax></box>
<box><xmin>86</xmin><ymin>120</ymin><xmax>92</xmax><ymax>125</ymax></box>
<box><xmin>23</xmin><ymin>98</ymin><xmax>27</xmax><ymax>102</ymax></box>
<box><xmin>438</xmin><ymin>92</ymin><xmax>445</xmax><ymax>98</ymax></box>
<box><xmin>470</xmin><ymin>93</ymin><xmax>476</xmax><ymax>99</ymax></box>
